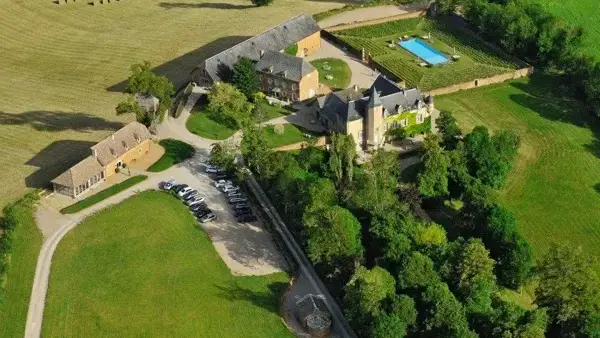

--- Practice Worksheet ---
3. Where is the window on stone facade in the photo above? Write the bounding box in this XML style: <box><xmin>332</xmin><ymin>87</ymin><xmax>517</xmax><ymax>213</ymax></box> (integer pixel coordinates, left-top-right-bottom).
<box><xmin>417</xmin><ymin>113</ymin><xmax>424</xmax><ymax>123</ymax></box>
<box><xmin>359</xmin><ymin>131</ymin><xmax>364</xmax><ymax>140</ymax></box>
<box><xmin>392</xmin><ymin>120</ymin><xmax>399</xmax><ymax>129</ymax></box>
<box><xmin>400</xmin><ymin>118</ymin><xmax>408</xmax><ymax>127</ymax></box>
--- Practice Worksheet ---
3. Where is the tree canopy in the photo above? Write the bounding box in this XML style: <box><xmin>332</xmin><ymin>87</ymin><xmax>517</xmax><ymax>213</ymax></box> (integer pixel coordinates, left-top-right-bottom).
<box><xmin>418</xmin><ymin>133</ymin><xmax>449</xmax><ymax>198</ymax></box>
<box><xmin>123</xmin><ymin>61</ymin><xmax>174</xmax><ymax>124</ymax></box>
<box><xmin>231</xmin><ymin>57</ymin><xmax>259</xmax><ymax>101</ymax></box>
<box><xmin>208</xmin><ymin>82</ymin><xmax>254</xmax><ymax>127</ymax></box>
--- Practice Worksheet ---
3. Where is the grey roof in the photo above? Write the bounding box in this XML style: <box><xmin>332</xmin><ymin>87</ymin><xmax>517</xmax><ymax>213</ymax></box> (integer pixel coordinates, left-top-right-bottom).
<box><xmin>91</xmin><ymin>121</ymin><xmax>151</xmax><ymax>166</ymax></box>
<box><xmin>318</xmin><ymin>75</ymin><xmax>423</xmax><ymax>127</ymax></box>
<box><xmin>255</xmin><ymin>51</ymin><xmax>316</xmax><ymax>82</ymax></box>
<box><xmin>51</xmin><ymin>156</ymin><xmax>103</xmax><ymax>188</ymax></box>
<box><xmin>202</xmin><ymin>13</ymin><xmax>320</xmax><ymax>82</ymax></box>
<box><xmin>135</xmin><ymin>94</ymin><xmax>159</xmax><ymax>113</ymax></box>
<box><xmin>317</xmin><ymin>87</ymin><xmax>364</xmax><ymax>133</ymax></box>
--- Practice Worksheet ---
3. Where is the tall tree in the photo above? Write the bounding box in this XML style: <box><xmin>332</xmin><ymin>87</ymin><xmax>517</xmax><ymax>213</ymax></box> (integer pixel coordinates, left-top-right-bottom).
<box><xmin>535</xmin><ymin>244</ymin><xmax>600</xmax><ymax>337</ymax></box>
<box><xmin>328</xmin><ymin>133</ymin><xmax>356</xmax><ymax>186</ymax></box>
<box><xmin>436</xmin><ymin>111</ymin><xmax>462</xmax><ymax>149</ymax></box>
<box><xmin>208</xmin><ymin>82</ymin><xmax>254</xmax><ymax>127</ymax></box>
<box><xmin>241</xmin><ymin>119</ymin><xmax>269</xmax><ymax>175</ymax></box>
<box><xmin>454</xmin><ymin>238</ymin><xmax>496</xmax><ymax>315</ymax></box>
<box><xmin>209</xmin><ymin>140</ymin><xmax>237</xmax><ymax>172</ymax></box>
<box><xmin>418</xmin><ymin>133</ymin><xmax>449</xmax><ymax>198</ymax></box>
<box><xmin>352</xmin><ymin>150</ymin><xmax>400</xmax><ymax>217</ymax></box>
<box><xmin>398</xmin><ymin>251</ymin><xmax>440</xmax><ymax>289</ymax></box>
<box><xmin>231</xmin><ymin>57</ymin><xmax>260</xmax><ymax>101</ymax></box>
<box><xmin>344</xmin><ymin>265</ymin><xmax>396</xmax><ymax>336</ymax></box>
<box><xmin>303</xmin><ymin>205</ymin><xmax>363</xmax><ymax>278</ymax></box>
<box><xmin>126</xmin><ymin>61</ymin><xmax>174</xmax><ymax>121</ymax></box>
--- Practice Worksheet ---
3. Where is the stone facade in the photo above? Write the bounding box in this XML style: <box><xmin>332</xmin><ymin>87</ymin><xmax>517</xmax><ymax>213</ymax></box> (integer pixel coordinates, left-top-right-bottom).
<box><xmin>298</xmin><ymin>69</ymin><xmax>319</xmax><ymax>100</ymax></box>
<box><xmin>103</xmin><ymin>139</ymin><xmax>150</xmax><ymax>177</ymax></box>
<box><xmin>295</xmin><ymin>31</ymin><xmax>321</xmax><ymax>57</ymax></box>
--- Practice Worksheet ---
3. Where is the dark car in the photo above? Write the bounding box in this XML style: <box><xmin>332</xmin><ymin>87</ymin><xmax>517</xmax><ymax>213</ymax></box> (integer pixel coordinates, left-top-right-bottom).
<box><xmin>195</xmin><ymin>209</ymin><xmax>212</xmax><ymax>218</ymax></box>
<box><xmin>233</xmin><ymin>203</ymin><xmax>250</xmax><ymax>210</ymax></box>
<box><xmin>234</xmin><ymin>210</ymin><xmax>253</xmax><ymax>218</ymax></box>
<box><xmin>182</xmin><ymin>190</ymin><xmax>199</xmax><ymax>200</ymax></box>
<box><xmin>228</xmin><ymin>197</ymin><xmax>248</xmax><ymax>204</ymax></box>
<box><xmin>216</xmin><ymin>173</ymin><xmax>234</xmax><ymax>180</ymax></box>
<box><xmin>190</xmin><ymin>202</ymin><xmax>208</xmax><ymax>212</ymax></box>
<box><xmin>172</xmin><ymin>184</ymin><xmax>188</xmax><ymax>193</ymax></box>
<box><xmin>237</xmin><ymin>214</ymin><xmax>258</xmax><ymax>222</ymax></box>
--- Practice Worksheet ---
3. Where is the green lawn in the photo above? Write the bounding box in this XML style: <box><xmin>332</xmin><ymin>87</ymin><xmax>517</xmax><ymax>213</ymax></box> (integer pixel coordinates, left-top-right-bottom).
<box><xmin>263</xmin><ymin>124</ymin><xmax>309</xmax><ymax>148</ymax></box>
<box><xmin>147</xmin><ymin>139</ymin><xmax>195</xmax><ymax>172</ymax></box>
<box><xmin>436</xmin><ymin>75</ymin><xmax>600</xmax><ymax>267</ymax></box>
<box><xmin>43</xmin><ymin>191</ymin><xmax>292</xmax><ymax>337</ymax></box>
<box><xmin>258</xmin><ymin>100</ymin><xmax>289</xmax><ymax>121</ymax></box>
<box><xmin>60</xmin><ymin>175</ymin><xmax>148</xmax><ymax>214</ymax></box>
<box><xmin>0</xmin><ymin>194</ymin><xmax>43</xmax><ymax>338</ymax></box>
<box><xmin>334</xmin><ymin>18</ymin><xmax>520</xmax><ymax>90</ymax></box>
<box><xmin>310</xmin><ymin>58</ymin><xmax>352</xmax><ymax>90</ymax></box>
<box><xmin>186</xmin><ymin>105</ymin><xmax>238</xmax><ymax>140</ymax></box>
<box><xmin>533</xmin><ymin>0</ymin><xmax>600</xmax><ymax>58</ymax></box>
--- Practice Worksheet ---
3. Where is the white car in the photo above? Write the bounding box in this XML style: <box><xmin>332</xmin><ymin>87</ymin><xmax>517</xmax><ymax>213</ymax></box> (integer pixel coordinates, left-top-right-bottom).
<box><xmin>177</xmin><ymin>187</ymin><xmax>193</xmax><ymax>197</ymax></box>
<box><xmin>205</xmin><ymin>165</ymin><xmax>221</xmax><ymax>173</ymax></box>
<box><xmin>185</xmin><ymin>197</ymin><xmax>205</xmax><ymax>206</ymax></box>
<box><xmin>222</xmin><ymin>185</ymin><xmax>240</xmax><ymax>193</ymax></box>
<box><xmin>214</xmin><ymin>179</ymin><xmax>232</xmax><ymax>188</ymax></box>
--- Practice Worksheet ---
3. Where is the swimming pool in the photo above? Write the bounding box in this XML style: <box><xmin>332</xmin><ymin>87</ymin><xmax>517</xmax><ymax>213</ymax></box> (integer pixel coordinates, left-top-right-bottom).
<box><xmin>398</xmin><ymin>38</ymin><xmax>449</xmax><ymax>65</ymax></box>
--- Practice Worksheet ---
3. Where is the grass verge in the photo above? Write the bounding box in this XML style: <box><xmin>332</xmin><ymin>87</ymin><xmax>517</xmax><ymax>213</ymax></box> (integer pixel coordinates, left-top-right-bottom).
<box><xmin>60</xmin><ymin>175</ymin><xmax>148</xmax><ymax>214</ymax></box>
<box><xmin>44</xmin><ymin>191</ymin><xmax>292</xmax><ymax>337</ymax></box>
<box><xmin>263</xmin><ymin>124</ymin><xmax>310</xmax><ymax>149</ymax></box>
<box><xmin>0</xmin><ymin>193</ymin><xmax>43</xmax><ymax>338</ymax></box>
<box><xmin>186</xmin><ymin>105</ymin><xmax>238</xmax><ymax>140</ymax></box>
<box><xmin>147</xmin><ymin>139</ymin><xmax>195</xmax><ymax>172</ymax></box>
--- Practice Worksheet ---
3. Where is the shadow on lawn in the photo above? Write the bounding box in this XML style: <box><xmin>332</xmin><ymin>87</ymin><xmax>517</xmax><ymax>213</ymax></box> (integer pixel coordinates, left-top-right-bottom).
<box><xmin>509</xmin><ymin>73</ymin><xmax>600</xmax><ymax>159</ymax></box>
<box><xmin>106</xmin><ymin>36</ymin><xmax>250</xmax><ymax>93</ymax></box>
<box><xmin>25</xmin><ymin>140</ymin><xmax>97</xmax><ymax>189</ymax></box>
<box><xmin>215</xmin><ymin>282</ymin><xmax>288</xmax><ymax>314</ymax></box>
<box><xmin>0</xmin><ymin>110</ymin><xmax>123</xmax><ymax>133</ymax></box>
<box><xmin>159</xmin><ymin>2</ymin><xmax>254</xmax><ymax>10</ymax></box>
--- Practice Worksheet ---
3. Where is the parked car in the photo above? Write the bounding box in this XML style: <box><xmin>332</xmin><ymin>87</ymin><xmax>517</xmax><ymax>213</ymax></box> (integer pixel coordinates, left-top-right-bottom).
<box><xmin>199</xmin><ymin>213</ymin><xmax>217</xmax><ymax>223</ymax></box>
<box><xmin>205</xmin><ymin>165</ymin><xmax>221</xmax><ymax>173</ymax></box>
<box><xmin>195</xmin><ymin>209</ymin><xmax>212</xmax><ymax>218</ymax></box>
<box><xmin>233</xmin><ymin>203</ymin><xmax>250</xmax><ymax>209</ymax></box>
<box><xmin>229</xmin><ymin>197</ymin><xmax>248</xmax><ymax>204</ymax></box>
<box><xmin>216</xmin><ymin>173</ymin><xmax>234</xmax><ymax>180</ymax></box>
<box><xmin>182</xmin><ymin>190</ymin><xmax>199</xmax><ymax>200</ymax></box>
<box><xmin>177</xmin><ymin>187</ymin><xmax>193</xmax><ymax>197</ymax></box>
<box><xmin>185</xmin><ymin>197</ymin><xmax>205</xmax><ymax>206</ymax></box>
<box><xmin>190</xmin><ymin>203</ymin><xmax>208</xmax><ymax>212</ymax></box>
<box><xmin>234</xmin><ymin>209</ymin><xmax>253</xmax><ymax>217</ymax></box>
<box><xmin>160</xmin><ymin>179</ymin><xmax>176</xmax><ymax>190</ymax></box>
<box><xmin>227</xmin><ymin>192</ymin><xmax>243</xmax><ymax>198</ymax></box>
<box><xmin>171</xmin><ymin>184</ymin><xmax>188</xmax><ymax>193</ymax></box>
<box><xmin>214</xmin><ymin>179</ymin><xmax>232</xmax><ymax>188</ymax></box>
<box><xmin>237</xmin><ymin>214</ymin><xmax>258</xmax><ymax>223</ymax></box>
<box><xmin>222</xmin><ymin>185</ymin><xmax>240</xmax><ymax>193</ymax></box>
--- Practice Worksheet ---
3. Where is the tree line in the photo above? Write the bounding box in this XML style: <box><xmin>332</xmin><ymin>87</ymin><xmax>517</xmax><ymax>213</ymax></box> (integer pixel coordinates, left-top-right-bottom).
<box><xmin>436</xmin><ymin>0</ymin><xmax>600</xmax><ymax>116</ymax></box>
<box><xmin>208</xmin><ymin>102</ymin><xmax>600</xmax><ymax>337</ymax></box>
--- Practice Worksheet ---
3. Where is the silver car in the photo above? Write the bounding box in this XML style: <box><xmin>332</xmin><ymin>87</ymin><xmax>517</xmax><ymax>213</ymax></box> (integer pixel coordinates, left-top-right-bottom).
<box><xmin>229</xmin><ymin>197</ymin><xmax>248</xmax><ymax>204</ymax></box>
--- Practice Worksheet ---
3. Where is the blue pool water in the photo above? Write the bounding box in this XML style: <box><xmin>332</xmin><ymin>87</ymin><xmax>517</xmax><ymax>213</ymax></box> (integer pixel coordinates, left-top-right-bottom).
<box><xmin>398</xmin><ymin>38</ymin><xmax>449</xmax><ymax>65</ymax></box>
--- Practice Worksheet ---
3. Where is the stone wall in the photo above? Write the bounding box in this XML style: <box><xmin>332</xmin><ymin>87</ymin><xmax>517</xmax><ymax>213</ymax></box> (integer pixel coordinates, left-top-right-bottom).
<box><xmin>426</xmin><ymin>67</ymin><xmax>534</xmax><ymax>96</ymax></box>
<box><xmin>274</xmin><ymin>136</ymin><xmax>328</xmax><ymax>151</ymax></box>
<box><xmin>325</xmin><ymin>10</ymin><xmax>426</xmax><ymax>32</ymax></box>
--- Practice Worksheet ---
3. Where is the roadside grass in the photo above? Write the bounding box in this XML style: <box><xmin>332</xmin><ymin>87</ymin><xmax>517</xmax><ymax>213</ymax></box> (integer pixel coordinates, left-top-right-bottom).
<box><xmin>436</xmin><ymin>74</ymin><xmax>600</xmax><ymax>267</ymax></box>
<box><xmin>263</xmin><ymin>124</ymin><xmax>310</xmax><ymax>149</ymax></box>
<box><xmin>186</xmin><ymin>105</ymin><xmax>238</xmax><ymax>140</ymax></box>
<box><xmin>258</xmin><ymin>100</ymin><xmax>289</xmax><ymax>120</ymax></box>
<box><xmin>60</xmin><ymin>175</ymin><xmax>148</xmax><ymax>214</ymax></box>
<box><xmin>310</xmin><ymin>58</ymin><xmax>352</xmax><ymax>90</ymax></box>
<box><xmin>43</xmin><ymin>191</ymin><xmax>292</xmax><ymax>337</ymax></box>
<box><xmin>147</xmin><ymin>139</ymin><xmax>195</xmax><ymax>172</ymax></box>
<box><xmin>0</xmin><ymin>0</ymin><xmax>339</xmax><ymax>209</ymax></box>
<box><xmin>0</xmin><ymin>194</ymin><xmax>43</xmax><ymax>338</ymax></box>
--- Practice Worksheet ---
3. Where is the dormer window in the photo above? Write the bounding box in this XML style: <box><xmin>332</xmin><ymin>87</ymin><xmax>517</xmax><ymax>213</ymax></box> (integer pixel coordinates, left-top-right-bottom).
<box><xmin>133</xmin><ymin>132</ymin><xmax>140</xmax><ymax>142</ymax></box>
<box><xmin>122</xmin><ymin>140</ymin><xmax>128</xmax><ymax>149</ymax></box>
<box><xmin>110</xmin><ymin>148</ymin><xmax>116</xmax><ymax>156</ymax></box>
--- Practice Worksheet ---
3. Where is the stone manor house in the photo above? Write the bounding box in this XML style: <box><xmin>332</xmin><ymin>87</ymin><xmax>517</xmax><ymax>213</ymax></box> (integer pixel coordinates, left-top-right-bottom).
<box><xmin>192</xmin><ymin>13</ymin><xmax>321</xmax><ymax>101</ymax></box>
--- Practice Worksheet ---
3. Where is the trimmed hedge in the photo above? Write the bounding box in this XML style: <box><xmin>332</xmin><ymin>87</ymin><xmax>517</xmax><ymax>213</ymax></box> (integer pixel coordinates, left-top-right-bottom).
<box><xmin>61</xmin><ymin>175</ymin><xmax>148</xmax><ymax>214</ymax></box>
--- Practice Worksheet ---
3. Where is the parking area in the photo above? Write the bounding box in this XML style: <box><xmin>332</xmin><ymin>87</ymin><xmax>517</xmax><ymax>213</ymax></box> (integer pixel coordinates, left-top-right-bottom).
<box><xmin>158</xmin><ymin>155</ymin><xmax>288</xmax><ymax>276</ymax></box>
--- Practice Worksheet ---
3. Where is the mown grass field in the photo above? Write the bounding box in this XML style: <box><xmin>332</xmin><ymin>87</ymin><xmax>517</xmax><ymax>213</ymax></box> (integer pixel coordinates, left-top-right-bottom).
<box><xmin>0</xmin><ymin>0</ymin><xmax>341</xmax><ymax>210</ymax></box>
<box><xmin>0</xmin><ymin>195</ymin><xmax>43</xmax><ymax>338</ymax></box>
<box><xmin>533</xmin><ymin>0</ymin><xmax>600</xmax><ymax>58</ymax></box>
<box><xmin>334</xmin><ymin>17</ymin><xmax>520</xmax><ymax>90</ymax></box>
<box><xmin>436</xmin><ymin>75</ymin><xmax>600</xmax><ymax>267</ymax></box>
<box><xmin>43</xmin><ymin>191</ymin><xmax>292</xmax><ymax>337</ymax></box>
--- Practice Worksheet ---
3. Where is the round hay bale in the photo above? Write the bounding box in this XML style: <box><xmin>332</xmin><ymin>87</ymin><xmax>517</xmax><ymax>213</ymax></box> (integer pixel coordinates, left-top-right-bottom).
<box><xmin>273</xmin><ymin>124</ymin><xmax>284</xmax><ymax>135</ymax></box>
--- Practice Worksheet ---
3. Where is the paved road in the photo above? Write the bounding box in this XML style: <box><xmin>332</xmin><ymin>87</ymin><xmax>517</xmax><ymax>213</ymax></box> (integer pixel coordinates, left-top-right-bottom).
<box><xmin>318</xmin><ymin>4</ymin><xmax>422</xmax><ymax>28</ymax></box>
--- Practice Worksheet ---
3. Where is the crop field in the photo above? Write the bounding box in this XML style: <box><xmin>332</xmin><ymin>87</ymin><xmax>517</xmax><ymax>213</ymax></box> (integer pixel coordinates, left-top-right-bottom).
<box><xmin>43</xmin><ymin>191</ymin><xmax>292</xmax><ymax>337</ymax></box>
<box><xmin>533</xmin><ymin>0</ymin><xmax>600</xmax><ymax>58</ymax></box>
<box><xmin>333</xmin><ymin>18</ymin><xmax>521</xmax><ymax>90</ymax></box>
<box><xmin>436</xmin><ymin>75</ymin><xmax>600</xmax><ymax>269</ymax></box>
<box><xmin>0</xmin><ymin>0</ymin><xmax>340</xmax><ymax>210</ymax></box>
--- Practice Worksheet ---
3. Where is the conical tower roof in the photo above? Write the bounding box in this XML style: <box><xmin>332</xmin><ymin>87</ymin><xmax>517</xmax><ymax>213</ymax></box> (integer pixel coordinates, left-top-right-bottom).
<box><xmin>368</xmin><ymin>85</ymin><xmax>382</xmax><ymax>108</ymax></box>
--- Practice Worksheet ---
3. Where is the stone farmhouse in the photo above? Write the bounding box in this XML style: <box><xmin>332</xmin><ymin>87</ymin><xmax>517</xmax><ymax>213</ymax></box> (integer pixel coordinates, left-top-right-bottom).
<box><xmin>317</xmin><ymin>76</ymin><xmax>434</xmax><ymax>150</ymax></box>
<box><xmin>192</xmin><ymin>13</ymin><xmax>321</xmax><ymax>101</ymax></box>
<box><xmin>51</xmin><ymin>122</ymin><xmax>151</xmax><ymax>198</ymax></box>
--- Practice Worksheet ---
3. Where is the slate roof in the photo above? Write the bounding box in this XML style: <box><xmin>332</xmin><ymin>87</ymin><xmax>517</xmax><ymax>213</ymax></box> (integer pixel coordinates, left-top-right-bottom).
<box><xmin>51</xmin><ymin>156</ymin><xmax>104</xmax><ymax>188</ymax></box>
<box><xmin>318</xmin><ymin>75</ymin><xmax>424</xmax><ymax>129</ymax></box>
<box><xmin>91</xmin><ymin>121</ymin><xmax>151</xmax><ymax>166</ymax></box>
<box><xmin>201</xmin><ymin>13</ymin><xmax>320</xmax><ymax>82</ymax></box>
<box><xmin>255</xmin><ymin>51</ymin><xmax>316</xmax><ymax>82</ymax></box>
